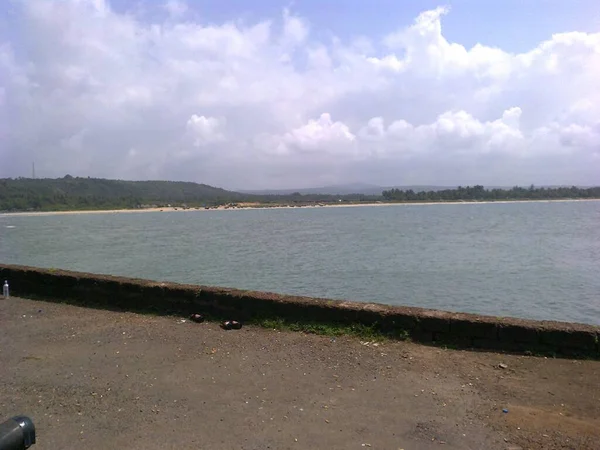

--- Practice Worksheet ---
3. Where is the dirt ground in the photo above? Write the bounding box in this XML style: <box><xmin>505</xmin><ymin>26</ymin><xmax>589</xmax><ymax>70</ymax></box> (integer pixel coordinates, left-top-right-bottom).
<box><xmin>1</xmin><ymin>298</ymin><xmax>599</xmax><ymax>450</ymax></box>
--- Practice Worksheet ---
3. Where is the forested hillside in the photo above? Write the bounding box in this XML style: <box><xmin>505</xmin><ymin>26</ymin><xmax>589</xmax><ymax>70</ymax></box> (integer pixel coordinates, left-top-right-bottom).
<box><xmin>0</xmin><ymin>176</ymin><xmax>246</xmax><ymax>211</ymax></box>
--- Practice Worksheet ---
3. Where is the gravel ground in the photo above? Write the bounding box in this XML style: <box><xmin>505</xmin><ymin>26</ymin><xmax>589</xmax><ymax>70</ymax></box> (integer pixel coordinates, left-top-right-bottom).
<box><xmin>1</xmin><ymin>297</ymin><xmax>599</xmax><ymax>450</ymax></box>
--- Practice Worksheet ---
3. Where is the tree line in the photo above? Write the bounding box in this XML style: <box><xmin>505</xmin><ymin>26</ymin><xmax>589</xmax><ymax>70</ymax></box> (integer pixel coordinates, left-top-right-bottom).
<box><xmin>1</xmin><ymin>177</ymin><xmax>598</xmax><ymax>212</ymax></box>
<box><xmin>381</xmin><ymin>185</ymin><xmax>600</xmax><ymax>202</ymax></box>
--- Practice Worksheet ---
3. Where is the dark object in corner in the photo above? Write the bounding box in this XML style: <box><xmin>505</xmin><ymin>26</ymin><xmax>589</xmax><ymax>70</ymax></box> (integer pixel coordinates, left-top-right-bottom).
<box><xmin>0</xmin><ymin>416</ymin><xmax>36</xmax><ymax>449</ymax></box>
<box><xmin>189</xmin><ymin>313</ymin><xmax>205</xmax><ymax>323</ymax></box>
<box><xmin>222</xmin><ymin>320</ymin><xmax>242</xmax><ymax>330</ymax></box>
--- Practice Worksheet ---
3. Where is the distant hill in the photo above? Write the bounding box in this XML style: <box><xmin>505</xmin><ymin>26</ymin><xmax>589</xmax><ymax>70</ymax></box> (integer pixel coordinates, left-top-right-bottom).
<box><xmin>240</xmin><ymin>183</ymin><xmax>382</xmax><ymax>196</ymax></box>
<box><xmin>2</xmin><ymin>177</ymin><xmax>597</xmax><ymax>212</ymax></box>
<box><xmin>241</xmin><ymin>183</ymin><xmax>590</xmax><ymax>196</ymax></box>
<box><xmin>242</xmin><ymin>183</ymin><xmax>459</xmax><ymax>196</ymax></box>
<box><xmin>0</xmin><ymin>176</ymin><xmax>247</xmax><ymax>211</ymax></box>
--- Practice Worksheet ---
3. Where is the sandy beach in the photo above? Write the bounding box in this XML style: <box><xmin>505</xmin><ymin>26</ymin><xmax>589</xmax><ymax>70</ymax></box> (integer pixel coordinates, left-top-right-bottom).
<box><xmin>1</xmin><ymin>198</ymin><xmax>598</xmax><ymax>218</ymax></box>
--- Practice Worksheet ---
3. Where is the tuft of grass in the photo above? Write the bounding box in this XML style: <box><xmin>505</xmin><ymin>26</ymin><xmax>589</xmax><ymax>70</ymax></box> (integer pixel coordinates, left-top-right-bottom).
<box><xmin>259</xmin><ymin>317</ymin><xmax>286</xmax><ymax>330</ymax></box>
<box><xmin>250</xmin><ymin>316</ymin><xmax>410</xmax><ymax>341</ymax></box>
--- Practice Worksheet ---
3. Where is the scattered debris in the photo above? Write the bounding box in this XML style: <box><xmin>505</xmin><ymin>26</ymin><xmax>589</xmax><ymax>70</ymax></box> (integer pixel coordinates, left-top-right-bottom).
<box><xmin>221</xmin><ymin>320</ymin><xmax>242</xmax><ymax>330</ymax></box>
<box><xmin>189</xmin><ymin>314</ymin><xmax>205</xmax><ymax>323</ymax></box>
<box><xmin>503</xmin><ymin>408</ymin><xmax>509</xmax><ymax>414</ymax></box>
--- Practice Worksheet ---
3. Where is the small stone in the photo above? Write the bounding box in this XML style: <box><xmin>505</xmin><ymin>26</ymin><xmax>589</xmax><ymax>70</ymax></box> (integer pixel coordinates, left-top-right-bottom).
<box><xmin>189</xmin><ymin>314</ymin><xmax>205</xmax><ymax>323</ymax></box>
<box><xmin>221</xmin><ymin>320</ymin><xmax>242</xmax><ymax>330</ymax></box>
<box><xmin>498</xmin><ymin>363</ymin><xmax>508</xmax><ymax>369</ymax></box>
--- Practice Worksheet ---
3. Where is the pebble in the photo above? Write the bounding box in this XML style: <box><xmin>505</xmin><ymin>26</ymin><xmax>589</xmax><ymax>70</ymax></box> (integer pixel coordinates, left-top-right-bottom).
<box><xmin>189</xmin><ymin>314</ymin><xmax>205</xmax><ymax>323</ymax></box>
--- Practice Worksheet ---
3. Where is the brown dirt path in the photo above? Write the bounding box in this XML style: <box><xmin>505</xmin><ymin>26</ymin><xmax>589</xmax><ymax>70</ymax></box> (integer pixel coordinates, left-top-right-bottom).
<box><xmin>1</xmin><ymin>298</ymin><xmax>598</xmax><ymax>450</ymax></box>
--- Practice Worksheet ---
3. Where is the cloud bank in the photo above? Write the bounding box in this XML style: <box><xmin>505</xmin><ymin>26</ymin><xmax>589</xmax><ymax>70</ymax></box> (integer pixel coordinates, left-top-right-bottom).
<box><xmin>1</xmin><ymin>1</ymin><xmax>599</xmax><ymax>188</ymax></box>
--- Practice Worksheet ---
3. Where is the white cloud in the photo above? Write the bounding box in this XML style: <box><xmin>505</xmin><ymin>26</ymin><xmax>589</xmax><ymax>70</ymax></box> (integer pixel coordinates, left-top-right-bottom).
<box><xmin>186</xmin><ymin>115</ymin><xmax>225</xmax><ymax>147</ymax></box>
<box><xmin>282</xmin><ymin>8</ymin><xmax>309</xmax><ymax>46</ymax></box>
<box><xmin>359</xmin><ymin>117</ymin><xmax>386</xmax><ymax>141</ymax></box>
<box><xmin>278</xmin><ymin>113</ymin><xmax>355</xmax><ymax>155</ymax></box>
<box><xmin>0</xmin><ymin>0</ymin><xmax>599</xmax><ymax>189</ymax></box>
<box><xmin>164</xmin><ymin>0</ymin><xmax>187</xmax><ymax>18</ymax></box>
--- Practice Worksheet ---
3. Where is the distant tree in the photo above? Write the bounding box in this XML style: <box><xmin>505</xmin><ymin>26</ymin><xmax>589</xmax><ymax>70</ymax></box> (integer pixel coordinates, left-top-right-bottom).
<box><xmin>380</xmin><ymin>185</ymin><xmax>600</xmax><ymax>203</ymax></box>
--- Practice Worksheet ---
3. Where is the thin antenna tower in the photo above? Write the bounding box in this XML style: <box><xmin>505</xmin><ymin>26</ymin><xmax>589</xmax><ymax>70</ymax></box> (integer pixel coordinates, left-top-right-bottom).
<box><xmin>32</xmin><ymin>162</ymin><xmax>36</xmax><ymax>179</ymax></box>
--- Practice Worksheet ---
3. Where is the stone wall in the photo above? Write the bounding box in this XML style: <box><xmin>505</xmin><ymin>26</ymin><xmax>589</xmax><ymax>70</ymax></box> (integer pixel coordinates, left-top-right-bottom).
<box><xmin>1</xmin><ymin>264</ymin><xmax>598</xmax><ymax>357</ymax></box>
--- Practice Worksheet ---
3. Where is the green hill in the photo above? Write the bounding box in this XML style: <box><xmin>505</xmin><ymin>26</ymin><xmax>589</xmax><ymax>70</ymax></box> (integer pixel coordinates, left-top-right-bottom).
<box><xmin>0</xmin><ymin>176</ymin><xmax>247</xmax><ymax>211</ymax></box>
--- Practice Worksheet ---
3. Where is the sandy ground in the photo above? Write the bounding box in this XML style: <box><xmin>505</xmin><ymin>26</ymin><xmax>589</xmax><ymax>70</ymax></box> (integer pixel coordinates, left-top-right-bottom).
<box><xmin>2</xmin><ymin>199</ymin><xmax>598</xmax><ymax>217</ymax></box>
<box><xmin>1</xmin><ymin>297</ymin><xmax>599</xmax><ymax>450</ymax></box>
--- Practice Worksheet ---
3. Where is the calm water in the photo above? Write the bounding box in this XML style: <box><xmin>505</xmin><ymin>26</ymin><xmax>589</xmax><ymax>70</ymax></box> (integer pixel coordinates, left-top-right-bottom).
<box><xmin>1</xmin><ymin>201</ymin><xmax>599</xmax><ymax>325</ymax></box>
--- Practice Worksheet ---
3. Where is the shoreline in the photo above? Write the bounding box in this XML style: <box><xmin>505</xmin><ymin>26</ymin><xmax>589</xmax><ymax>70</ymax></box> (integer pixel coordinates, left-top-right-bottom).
<box><xmin>1</xmin><ymin>198</ymin><xmax>599</xmax><ymax>217</ymax></box>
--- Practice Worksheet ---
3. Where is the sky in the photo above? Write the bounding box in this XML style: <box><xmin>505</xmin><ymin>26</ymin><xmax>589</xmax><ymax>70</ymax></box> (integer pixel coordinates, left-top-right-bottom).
<box><xmin>0</xmin><ymin>0</ymin><xmax>599</xmax><ymax>190</ymax></box>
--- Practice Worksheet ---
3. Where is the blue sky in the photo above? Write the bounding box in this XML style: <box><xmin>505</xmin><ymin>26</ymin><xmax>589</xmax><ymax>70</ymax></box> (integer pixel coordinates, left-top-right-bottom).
<box><xmin>0</xmin><ymin>0</ymin><xmax>599</xmax><ymax>188</ymax></box>
<box><xmin>103</xmin><ymin>0</ymin><xmax>600</xmax><ymax>51</ymax></box>
<box><xmin>5</xmin><ymin>0</ymin><xmax>592</xmax><ymax>55</ymax></box>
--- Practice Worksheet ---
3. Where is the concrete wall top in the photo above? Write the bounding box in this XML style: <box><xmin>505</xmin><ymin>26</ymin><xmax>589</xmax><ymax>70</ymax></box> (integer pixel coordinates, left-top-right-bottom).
<box><xmin>1</xmin><ymin>263</ymin><xmax>598</xmax><ymax>357</ymax></box>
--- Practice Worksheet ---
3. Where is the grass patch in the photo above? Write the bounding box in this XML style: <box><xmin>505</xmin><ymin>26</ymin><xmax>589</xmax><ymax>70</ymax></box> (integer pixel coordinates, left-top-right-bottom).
<box><xmin>250</xmin><ymin>316</ymin><xmax>410</xmax><ymax>341</ymax></box>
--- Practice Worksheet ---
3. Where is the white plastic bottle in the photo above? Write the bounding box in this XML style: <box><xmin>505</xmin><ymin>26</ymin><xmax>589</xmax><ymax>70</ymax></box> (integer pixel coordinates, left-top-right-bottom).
<box><xmin>3</xmin><ymin>280</ymin><xmax>9</xmax><ymax>299</ymax></box>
